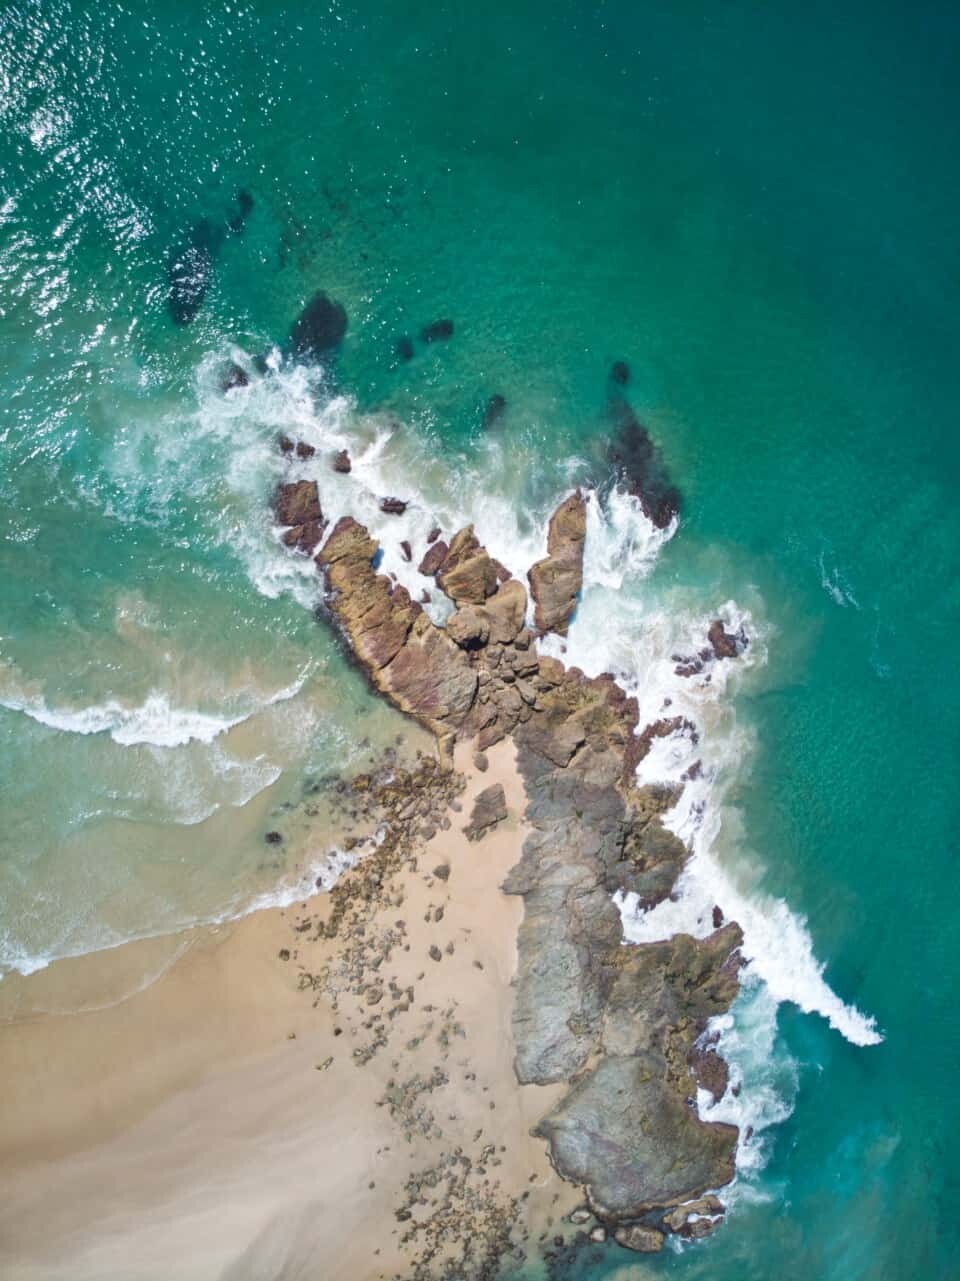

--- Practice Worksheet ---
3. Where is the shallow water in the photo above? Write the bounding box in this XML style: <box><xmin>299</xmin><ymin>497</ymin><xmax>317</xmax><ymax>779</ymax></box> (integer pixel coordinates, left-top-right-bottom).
<box><xmin>1</xmin><ymin>1</ymin><xmax>958</xmax><ymax>1277</ymax></box>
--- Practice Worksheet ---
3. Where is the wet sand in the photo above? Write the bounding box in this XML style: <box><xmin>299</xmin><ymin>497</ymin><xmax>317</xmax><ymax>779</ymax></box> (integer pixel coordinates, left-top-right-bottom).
<box><xmin>0</xmin><ymin>741</ymin><xmax>580</xmax><ymax>1281</ymax></box>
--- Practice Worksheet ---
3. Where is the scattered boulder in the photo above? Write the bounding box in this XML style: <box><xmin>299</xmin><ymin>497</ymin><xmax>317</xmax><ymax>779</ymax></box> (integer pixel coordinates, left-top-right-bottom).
<box><xmin>528</xmin><ymin>491</ymin><xmax>587</xmax><ymax>636</ymax></box>
<box><xmin>278</xmin><ymin>434</ymin><xmax>295</xmax><ymax>455</ymax></box>
<box><xmin>295</xmin><ymin>441</ymin><xmax>316</xmax><ymax>460</ymax></box>
<box><xmin>400</xmin><ymin>540</ymin><xmax>412</xmax><ymax>562</ymax></box>
<box><xmin>421</xmin><ymin>318</ymin><xmax>454</xmax><ymax>343</ymax></box>
<box><xmin>380</xmin><ymin>497</ymin><xmax>408</xmax><ymax>515</ymax></box>
<box><xmin>426</xmin><ymin>526</ymin><xmax>441</xmax><ymax>544</ymax></box>
<box><xmin>332</xmin><ymin>449</ymin><xmax>352</xmax><ymax>474</ymax></box>
<box><xmin>712</xmin><ymin>904</ymin><xmax>724</xmax><ymax>929</ymax></box>
<box><xmin>289</xmin><ymin>291</ymin><xmax>348</xmax><ymax>360</ymax></box>
<box><xmin>264</xmin><ymin>831</ymin><xmax>283</xmax><ymax>845</ymax></box>
<box><xmin>464</xmin><ymin>783</ymin><xmax>507</xmax><ymax>841</ymax></box>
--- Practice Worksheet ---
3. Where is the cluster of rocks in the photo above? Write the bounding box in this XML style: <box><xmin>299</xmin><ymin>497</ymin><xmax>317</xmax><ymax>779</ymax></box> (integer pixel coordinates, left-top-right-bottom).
<box><xmin>673</xmin><ymin>617</ymin><xmax>750</xmax><ymax>678</ymax></box>
<box><xmin>271</xmin><ymin>455</ymin><xmax>748</xmax><ymax>1258</ymax></box>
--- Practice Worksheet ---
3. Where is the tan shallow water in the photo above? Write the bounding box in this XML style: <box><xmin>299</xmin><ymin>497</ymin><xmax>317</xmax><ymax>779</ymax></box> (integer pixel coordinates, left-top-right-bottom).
<box><xmin>0</xmin><ymin>742</ymin><xmax>580</xmax><ymax>1281</ymax></box>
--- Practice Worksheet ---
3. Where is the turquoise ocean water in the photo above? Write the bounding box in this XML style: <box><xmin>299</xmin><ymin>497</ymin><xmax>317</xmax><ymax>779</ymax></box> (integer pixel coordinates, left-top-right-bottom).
<box><xmin>1</xmin><ymin>2</ymin><xmax>958</xmax><ymax>1277</ymax></box>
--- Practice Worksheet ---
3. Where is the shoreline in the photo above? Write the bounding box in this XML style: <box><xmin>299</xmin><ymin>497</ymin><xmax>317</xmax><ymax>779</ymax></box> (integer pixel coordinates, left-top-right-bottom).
<box><xmin>0</xmin><ymin>741</ymin><xmax>584</xmax><ymax>1281</ymax></box>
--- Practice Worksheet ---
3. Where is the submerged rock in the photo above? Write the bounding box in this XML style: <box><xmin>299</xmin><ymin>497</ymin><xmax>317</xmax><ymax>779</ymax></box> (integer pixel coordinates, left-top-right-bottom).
<box><xmin>395</xmin><ymin>334</ymin><xmax>415</xmax><ymax>362</ymax></box>
<box><xmin>290</xmin><ymin>291</ymin><xmax>348</xmax><ymax>360</ymax></box>
<box><xmin>607</xmin><ymin>400</ymin><xmax>680</xmax><ymax>530</ymax></box>
<box><xmin>421</xmin><ymin>317</ymin><xmax>454</xmax><ymax>343</ymax></box>
<box><xmin>481</xmin><ymin>394</ymin><xmax>507</xmax><ymax>430</ymax></box>
<box><xmin>528</xmin><ymin>491</ymin><xmax>587</xmax><ymax>636</ymax></box>
<box><xmin>610</xmin><ymin>360</ymin><xmax>630</xmax><ymax>386</ymax></box>
<box><xmin>167</xmin><ymin>233</ymin><xmax>213</xmax><ymax>326</ymax></box>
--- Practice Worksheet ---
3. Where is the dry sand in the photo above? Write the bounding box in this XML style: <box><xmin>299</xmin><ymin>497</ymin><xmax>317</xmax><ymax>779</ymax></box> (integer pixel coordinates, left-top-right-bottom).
<box><xmin>0</xmin><ymin>741</ymin><xmax>580</xmax><ymax>1281</ymax></box>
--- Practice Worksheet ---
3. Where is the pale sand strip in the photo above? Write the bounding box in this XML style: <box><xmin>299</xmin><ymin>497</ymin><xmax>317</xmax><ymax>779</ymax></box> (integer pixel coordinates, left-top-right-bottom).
<box><xmin>0</xmin><ymin>742</ymin><xmax>579</xmax><ymax>1281</ymax></box>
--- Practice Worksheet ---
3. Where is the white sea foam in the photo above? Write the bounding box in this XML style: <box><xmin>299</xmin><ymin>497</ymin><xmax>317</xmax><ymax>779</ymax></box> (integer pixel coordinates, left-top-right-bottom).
<box><xmin>0</xmin><ymin>672</ymin><xmax>309</xmax><ymax>749</ymax></box>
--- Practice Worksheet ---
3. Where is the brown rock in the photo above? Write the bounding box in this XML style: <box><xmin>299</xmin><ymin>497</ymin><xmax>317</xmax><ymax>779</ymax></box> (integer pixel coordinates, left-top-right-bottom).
<box><xmin>708</xmin><ymin>619</ymin><xmax>740</xmax><ymax>660</ymax></box>
<box><xmin>274</xmin><ymin>480</ymin><xmax>322</xmax><ymax>527</ymax></box>
<box><xmin>400</xmin><ymin>540</ymin><xmax>412</xmax><ymax>562</ymax></box>
<box><xmin>418</xmin><ymin>540</ymin><xmax>449</xmax><ymax>577</ymax></box>
<box><xmin>528</xmin><ymin>490</ymin><xmax>587</xmax><ymax>636</ymax></box>
<box><xmin>688</xmin><ymin>1046</ymin><xmax>730</xmax><ymax>1104</ymax></box>
<box><xmin>447</xmin><ymin>606</ymin><xmax>490</xmax><ymax>649</ymax></box>
<box><xmin>277</xmin><ymin>434</ymin><xmax>295</xmax><ymax>454</ymax></box>
<box><xmin>436</xmin><ymin>526</ymin><xmax>499</xmax><ymax>605</ymax></box>
<box><xmin>332</xmin><ymin>449</ymin><xmax>352</xmax><ymax>474</ymax></box>
<box><xmin>464</xmin><ymin>783</ymin><xmax>507</xmax><ymax>840</ymax></box>
<box><xmin>295</xmin><ymin>440</ymin><xmax>316</xmax><ymax>459</ymax></box>
<box><xmin>380</xmin><ymin>497</ymin><xmax>408</xmax><ymax>515</ymax></box>
<box><xmin>282</xmin><ymin>521</ymin><xmax>326</xmax><ymax>553</ymax></box>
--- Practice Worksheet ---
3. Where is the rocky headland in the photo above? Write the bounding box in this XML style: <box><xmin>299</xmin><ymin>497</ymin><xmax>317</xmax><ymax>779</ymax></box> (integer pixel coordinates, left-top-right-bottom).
<box><xmin>270</xmin><ymin>451</ymin><xmax>747</xmax><ymax>1265</ymax></box>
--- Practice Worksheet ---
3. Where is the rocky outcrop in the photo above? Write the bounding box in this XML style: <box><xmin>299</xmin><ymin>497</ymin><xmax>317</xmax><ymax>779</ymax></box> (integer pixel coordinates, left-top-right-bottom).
<box><xmin>272</xmin><ymin>483</ymin><xmax>745</xmax><ymax>1251</ymax></box>
<box><xmin>318</xmin><ymin>517</ymin><xmax>477</xmax><ymax>750</ymax></box>
<box><xmin>528</xmin><ymin>491</ymin><xmax>587</xmax><ymax>636</ymax></box>
<box><xmin>332</xmin><ymin>449</ymin><xmax>352</xmax><ymax>473</ymax></box>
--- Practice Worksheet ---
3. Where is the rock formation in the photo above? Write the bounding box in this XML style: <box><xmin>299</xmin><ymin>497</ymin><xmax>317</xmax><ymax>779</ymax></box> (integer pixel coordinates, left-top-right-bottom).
<box><xmin>528</xmin><ymin>490</ymin><xmax>587</xmax><ymax>636</ymax></box>
<box><xmin>276</xmin><ymin>481</ymin><xmax>745</xmax><ymax>1253</ymax></box>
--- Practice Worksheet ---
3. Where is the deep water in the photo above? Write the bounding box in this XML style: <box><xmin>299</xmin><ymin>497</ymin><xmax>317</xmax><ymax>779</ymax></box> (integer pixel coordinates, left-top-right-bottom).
<box><xmin>1</xmin><ymin>2</ymin><xmax>958</xmax><ymax>1278</ymax></box>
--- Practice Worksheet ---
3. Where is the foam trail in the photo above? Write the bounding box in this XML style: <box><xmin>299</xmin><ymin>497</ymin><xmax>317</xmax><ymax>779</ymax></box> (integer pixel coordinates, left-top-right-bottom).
<box><xmin>0</xmin><ymin>673</ymin><xmax>310</xmax><ymax>749</ymax></box>
<box><xmin>553</xmin><ymin>488</ymin><xmax>882</xmax><ymax>1057</ymax></box>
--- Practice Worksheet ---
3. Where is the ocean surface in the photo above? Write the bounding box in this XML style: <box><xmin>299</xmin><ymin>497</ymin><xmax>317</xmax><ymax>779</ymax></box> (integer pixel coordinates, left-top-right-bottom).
<box><xmin>1</xmin><ymin>2</ymin><xmax>958</xmax><ymax>1277</ymax></box>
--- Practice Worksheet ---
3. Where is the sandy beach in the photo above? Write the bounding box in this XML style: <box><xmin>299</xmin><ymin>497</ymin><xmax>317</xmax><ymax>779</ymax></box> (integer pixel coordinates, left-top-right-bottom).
<box><xmin>0</xmin><ymin>741</ymin><xmax>581</xmax><ymax>1281</ymax></box>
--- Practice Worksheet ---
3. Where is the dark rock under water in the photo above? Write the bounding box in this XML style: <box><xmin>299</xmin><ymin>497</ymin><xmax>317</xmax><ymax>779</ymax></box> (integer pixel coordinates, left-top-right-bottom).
<box><xmin>289</xmin><ymin>291</ymin><xmax>348</xmax><ymax>361</ymax></box>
